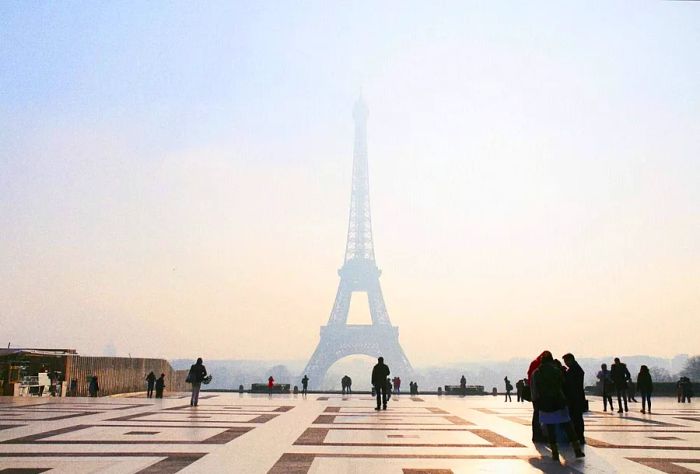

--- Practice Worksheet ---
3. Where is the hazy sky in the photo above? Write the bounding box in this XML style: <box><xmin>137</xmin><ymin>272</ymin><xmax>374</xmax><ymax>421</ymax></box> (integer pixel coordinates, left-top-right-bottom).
<box><xmin>1</xmin><ymin>2</ymin><xmax>698</xmax><ymax>365</ymax></box>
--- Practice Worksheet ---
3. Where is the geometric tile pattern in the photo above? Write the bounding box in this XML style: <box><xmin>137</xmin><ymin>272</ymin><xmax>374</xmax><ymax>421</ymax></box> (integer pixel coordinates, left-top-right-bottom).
<box><xmin>0</xmin><ymin>394</ymin><xmax>699</xmax><ymax>472</ymax></box>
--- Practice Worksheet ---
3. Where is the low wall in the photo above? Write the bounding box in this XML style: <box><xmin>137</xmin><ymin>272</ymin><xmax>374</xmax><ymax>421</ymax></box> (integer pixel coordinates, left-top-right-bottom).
<box><xmin>65</xmin><ymin>356</ymin><xmax>188</xmax><ymax>397</ymax></box>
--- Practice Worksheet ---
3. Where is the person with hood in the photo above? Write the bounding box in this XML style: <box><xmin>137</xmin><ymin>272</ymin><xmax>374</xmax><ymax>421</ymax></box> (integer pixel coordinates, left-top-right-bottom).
<box><xmin>532</xmin><ymin>352</ymin><xmax>585</xmax><ymax>461</ymax></box>
<box><xmin>563</xmin><ymin>353</ymin><xmax>586</xmax><ymax>444</ymax></box>
<box><xmin>371</xmin><ymin>357</ymin><xmax>390</xmax><ymax>410</ymax></box>
<box><xmin>527</xmin><ymin>350</ymin><xmax>551</xmax><ymax>442</ymax></box>
<box><xmin>637</xmin><ymin>365</ymin><xmax>653</xmax><ymax>414</ymax></box>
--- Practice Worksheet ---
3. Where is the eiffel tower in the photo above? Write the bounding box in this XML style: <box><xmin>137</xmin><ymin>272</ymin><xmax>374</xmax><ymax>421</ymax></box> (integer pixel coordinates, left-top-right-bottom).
<box><xmin>302</xmin><ymin>98</ymin><xmax>413</xmax><ymax>389</ymax></box>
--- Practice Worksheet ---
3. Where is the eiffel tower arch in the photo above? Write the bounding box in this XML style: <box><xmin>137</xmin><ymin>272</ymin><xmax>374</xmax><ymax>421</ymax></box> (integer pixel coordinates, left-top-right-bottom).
<box><xmin>302</xmin><ymin>98</ymin><xmax>413</xmax><ymax>390</ymax></box>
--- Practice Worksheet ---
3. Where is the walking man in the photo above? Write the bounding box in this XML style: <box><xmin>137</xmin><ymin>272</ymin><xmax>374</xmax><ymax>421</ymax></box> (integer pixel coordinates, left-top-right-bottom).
<box><xmin>371</xmin><ymin>357</ymin><xmax>390</xmax><ymax>411</ymax></box>
<box><xmin>610</xmin><ymin>357</ymin><xmax>631</xmax><ymax>413</ymax></box>
<box><xmin>188</xmin><ymin>358</ymin><xmax>207</xmax><ymax>407</ymax></box>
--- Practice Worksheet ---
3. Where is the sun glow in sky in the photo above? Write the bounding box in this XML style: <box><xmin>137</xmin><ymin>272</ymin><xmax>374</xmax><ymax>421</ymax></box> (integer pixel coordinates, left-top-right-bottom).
<box><xmin>1</xmin><ymin>2</ymin><xmax>698</xmax><ymax>364</ymax></box>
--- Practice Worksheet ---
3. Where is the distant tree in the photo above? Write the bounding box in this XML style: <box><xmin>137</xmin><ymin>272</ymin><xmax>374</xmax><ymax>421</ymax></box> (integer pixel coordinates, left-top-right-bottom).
<box><xmin>680</xmin><ymin>356</ymin><xmax>700</xmax><ymax>381</ymax></box>
<box><xmin>649</xmin><ymin>366</ymin><xmax>674</xmax><ymax>383</ymax></box>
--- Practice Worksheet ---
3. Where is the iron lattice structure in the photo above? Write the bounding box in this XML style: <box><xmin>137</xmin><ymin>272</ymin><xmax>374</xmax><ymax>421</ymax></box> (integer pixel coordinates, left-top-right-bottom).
<box><xmin>302</xmin><ymin>99</ymin><xmax>413</xmax><ymax>389</ymax></box>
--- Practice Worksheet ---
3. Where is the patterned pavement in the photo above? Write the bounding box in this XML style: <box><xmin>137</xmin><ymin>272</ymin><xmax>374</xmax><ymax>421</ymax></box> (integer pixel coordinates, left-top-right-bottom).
<box><xmin>0</xmin><ymin>393</ymin><xmax>698</xmax><ymax>473</ymax></box>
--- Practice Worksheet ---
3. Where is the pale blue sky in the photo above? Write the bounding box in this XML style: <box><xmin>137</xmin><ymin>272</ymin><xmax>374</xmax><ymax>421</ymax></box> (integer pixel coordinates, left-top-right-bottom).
<box><xmin>1</xmin><ymin>2</ymin><xmax>698</xmax><ymax>362</ymax></box>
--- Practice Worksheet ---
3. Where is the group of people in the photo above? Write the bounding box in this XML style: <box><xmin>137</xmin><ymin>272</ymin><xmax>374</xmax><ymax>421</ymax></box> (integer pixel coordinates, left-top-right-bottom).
<box><xmin>144</xmin><ymin>371</ymin><xmax>166</xmax><ymax>399</ymax></box>
<box><xmin>341</xmin><ymin>375</ymin><xmax>353</xmax><ymax>394</ymax></box>
<box><xmin>528</xmin><ymin>351</ymin><xmax>586</xmax><ymax>462</ymax></box>
<box><xmin>597</xmin><ymin>358</ymin><xmax>654</xmax><ymax>414</ymax></box>
<box><xmin>677</xmin><ymin>376</ymin><xmax>694</xmax><ymax>403</ymax></box>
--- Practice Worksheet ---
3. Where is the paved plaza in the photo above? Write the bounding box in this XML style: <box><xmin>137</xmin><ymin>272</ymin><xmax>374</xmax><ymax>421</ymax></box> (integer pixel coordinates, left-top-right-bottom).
<box><xmin>0</xmin><ymin>393</ymin><xmax>698</xmax><ymax>473</ymax></box>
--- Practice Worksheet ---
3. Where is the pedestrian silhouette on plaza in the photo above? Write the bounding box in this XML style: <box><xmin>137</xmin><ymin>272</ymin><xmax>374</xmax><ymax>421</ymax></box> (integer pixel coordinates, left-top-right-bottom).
<box><xmin>504</xmin><ymin>376</ymin><xmax>513</xmax><ymax>402</ymax></box>
<box><xmin>301</xmin><ymin>375</ymin><xmax>309</xmax><ymax>398</ymax></box>
<box><xmin>371</xmin><ymin>357</ymin><xmax>390</xmax><ymax>410</ymax></box>
<box><xmin>679</xmin><ymin>376</ymin><xmax>693</xmax><ymax>403</ymax></box>
<box><xmin>187</xmin><ymin>357</ymin><xmax>207</xmax><ymax>407</ymax></box>
<box><xmin>145</xmin><ymin>371</ymin><xmax>156</xmax><ymax>398</ymax></box>
<box><xmin>267</xmin><ymin>376</ymin><xmax>275</xmax><ymax>398</ymax></box>
<box><xmin>516</xmin><ymin>378</ymin><xmax>524</xmax><ymax>402</ymax></box>
<box><xmin>597</xmin><ymin>363</ymin><xmax>615</xmax><ymax>412</ymax></box>
<box><xmin>393</xmin><ymin>376</ymin><xmax>401</xmax><ymax>395</ymax></box>
<box><xmin>563</xmin><ymin>353</ymin><xmax>586</xmax><ymax>444</ymax></box>
<box><xmin>610</xmin><ymin>357</ymin><xmax>631</xmax><ymax>413</ymax></box>
<box><xmin>341</xmin><ymin>375</ymin><xmax>351</xmax><ymax>395</ymax></box>
<box><xmin>460</xmin><ymin>374</ymin><xmax>467</xmax><ymax>395</ymax></box>
<box><xmin>88</xmin><ymin>376</ymin><xmax>99</xmax><ymax>397</ymax></box>
<box><xmin>531</xmin><ymin>352</ymin><xmax>585</xmax><ymax>461</ymax></box>
<box><xmin>527</xmin><ymin>350</ymin><xmax>551</xmax><ymax>442</ymax></box>
<box><xmin>637</xmin><ymin>365</ymin><xmax>653</xmax><ymax>413</ymax></box>
<box><xmin>155</xmin><ymin>373</ymin><xmax>165</xmax><ymax>399</ymax></box>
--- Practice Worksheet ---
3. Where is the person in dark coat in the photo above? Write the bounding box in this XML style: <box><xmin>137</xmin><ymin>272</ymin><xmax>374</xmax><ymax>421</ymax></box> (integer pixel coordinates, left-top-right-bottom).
<box><xmin>532</xmin><ymin>352</ymin><xmax>585</xmax><ymax>461</ymax></box>
<box><xmin>610</xmin><ymin>357</ymin><xmax>631</xmax><ymax>413</ymax></box>
<box><xmin>637</xmin><ymin>365</ymin><xmax>653</xmax><ymax>414</ymax></box>
<box><xmin>528</xmin><ymin>351</ymin><xmax>551</xmax><ymax>443</ymax></box>
<box><xmin>597</xmin><ymin>363</ymin><xmax>615</xmax><ymax>412</ymax></box>
<box><xmin>301</xmin><ymin>375</ymin><xmax>309</xmax><ymax>398</ymax></box>
<box><xmin>88</xmin><ymin>376</ymin><xmax>99</xmax><ymax>397</ymax></box>
<box><xmin>371</xmin><ymin>357</ymin><xmax>390</xmax><ymax>410</ymax></box>
<box><xmin>155</xmin><ymin>373</ymin><xmax>165</xmax><ymax>399</ymax></box>
<box><xmin>563</xmin><ymin>353</ymin><xmax>586</xmax><ymax>444</ymax></box>
<box><xmin>145</xmin><ymin>371</ymin><xmax>156</xmax><ymax>398</ymax></box>
<box><xmin>681</xmin><ymin>376</ymin><xmax>693</xmax><ymax>403</ymax></box>
<box><xmin>188</xmin><ymin>358</ymin><xmax>207</xmax><ymax>407</ymax></box>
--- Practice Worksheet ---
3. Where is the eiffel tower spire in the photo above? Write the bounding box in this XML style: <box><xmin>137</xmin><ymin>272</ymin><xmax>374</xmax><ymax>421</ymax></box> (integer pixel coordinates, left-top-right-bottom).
<box><xmin>344</xmin><ymin>97</ymin><xmax>375</xmax><ymax>263</ymax></box>
<box><xmin>301</xmin><ymin>99</ymin><xmax>413</xmax><ymax>389</ymax></box>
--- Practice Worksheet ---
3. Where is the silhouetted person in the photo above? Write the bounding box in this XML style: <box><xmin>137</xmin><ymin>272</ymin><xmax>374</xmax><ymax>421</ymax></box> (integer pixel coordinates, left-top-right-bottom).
<box><xmin>188</xmin><ymin>357</ymin><xmax>207</xmax><ymax>407</ymax></box>
<box><xmin>301</xmin><ymin>375</ymin><xmax>309</xmax><ymax>398</ymax></box>
<box><xmin>371</xmin><ymin>357</ymin><xmax>390</xmax><ymax>410</ymax></box>
<box><xmin>267</xmin><ymin>376</ymin><xmax>275</xmax><ymax>398</ymax></box>
<box><xmin>413</xmin><ymin>381</ymin><xmax>418</xmax><ymax>396</ymax></box>
<box><xmin>346</xmin><ymin>376</ymin><xmax>352</xmax><ymax>394</ymax></box>
<box><xmin>516</xmin><ymin>379</ymin><xmax>524</xmax><ymax>402</ymax></box>
<box><xmin>460</xmin><ymin>374</ymin><xmax>466</xmax><ymax>395</ymax></box>
<box><xmin>155</xmin><ymin>373</ymin><xmax>165</xmax><ymax>399</ymax></box>
<box><xmin>597</xmin><ymin>363</ymin><xmax>615</xmax><ymax>412</ymax></box>
<box><xmin>504</xmin><ymin>376</ymin><xmax>513</xmax><ymax>402</ymax></box>
<box><xmin>88</xmin><ymin>376</ymin><xmax>99</xmax><ymax>397</ymax></box>
<box><xmin>563</xmin><ymin>353</ymin><xmax>586</xmax><ymax>444</ymax></box>
<box><xmin>610</xmin><ymin>357</ymin><xmax>630</xmax><ymax>413</ymax></box>
<box><xmin>528</xmin><ymin>351</ymin><xmax>551</xmax><ymax>443</ymax></box>
<box><xmin>393</xmin><ymin>376</ymin><xmax>401</xmax><ymax>395</ymax></box>
<box><xmin>532</xmin><ymin>352</ymin><xmax>585</xmax><ymax>462</ymax></box>
<box><xmin>341</xmin><ymin>375</ymin><xmax>351</xmax><ymax>395</ymax></box>
<box><xmin>681</xmin><ymin>376</ymin><xmax>693</xmax><ymax>403</ymax></box>
<box><xmin>637</xmin><ymin>365</ymin><xmax>653</xmax><ymax>414</ymax></box>
<box><xmin>146</xmin><ymin>371</ymin><xmax>156</xmax><ymax>398</ymax></box>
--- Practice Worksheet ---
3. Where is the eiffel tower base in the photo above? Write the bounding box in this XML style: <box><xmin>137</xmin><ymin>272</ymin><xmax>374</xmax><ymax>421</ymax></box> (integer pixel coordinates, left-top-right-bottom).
<box><xmin>302</xmin><ymin>324</ymin><xmax>413</xmax><ymax>390</ymax></box>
